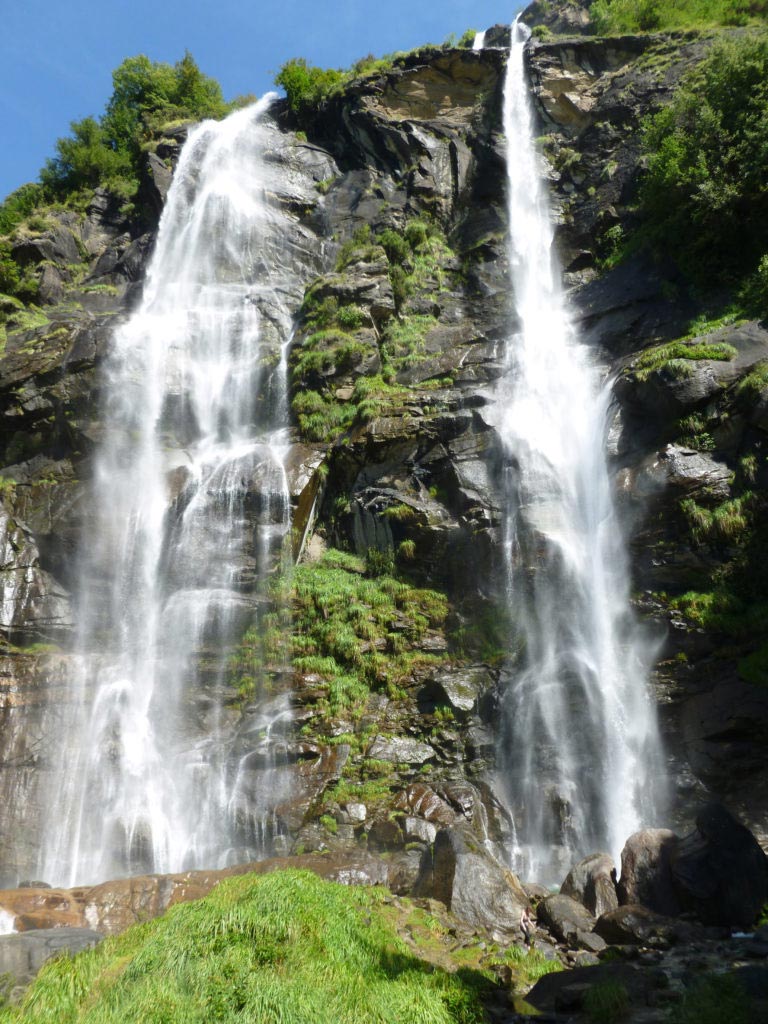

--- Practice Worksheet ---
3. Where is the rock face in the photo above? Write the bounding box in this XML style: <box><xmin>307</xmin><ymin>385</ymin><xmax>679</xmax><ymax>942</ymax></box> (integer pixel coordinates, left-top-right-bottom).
<box><xmin>0</xmin><ymin>4</ymin><xmax>767</xmax><ymax>898</ymax></box>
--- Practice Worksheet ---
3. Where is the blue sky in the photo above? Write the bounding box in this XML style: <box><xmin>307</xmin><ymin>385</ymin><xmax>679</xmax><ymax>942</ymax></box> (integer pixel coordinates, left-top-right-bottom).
<box><xmin>1</xmin><ymin>1</ymin><xmax>524</xmax><ymax>201</ymax></box>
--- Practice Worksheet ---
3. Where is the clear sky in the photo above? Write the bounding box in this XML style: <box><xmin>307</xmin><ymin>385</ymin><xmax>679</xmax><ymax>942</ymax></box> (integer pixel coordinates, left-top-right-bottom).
<box><xmin>1</xmin><ymin>0</ymin><xmax>525</xmax><ymax>201</ymax></box>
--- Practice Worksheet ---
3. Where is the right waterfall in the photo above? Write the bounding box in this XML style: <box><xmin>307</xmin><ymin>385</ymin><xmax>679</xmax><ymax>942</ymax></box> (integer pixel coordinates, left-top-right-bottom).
<box><xmin>496</xmin><ymin>16</ymin><xmax>665</xmax><ymax>883</ymax></box>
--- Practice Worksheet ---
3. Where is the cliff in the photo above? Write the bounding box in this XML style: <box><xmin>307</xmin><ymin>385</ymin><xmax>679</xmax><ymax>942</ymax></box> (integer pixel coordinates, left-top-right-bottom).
<box><xmin>0</xmin><ymin>0</ymin><xmax>766</xmax><ymax>982</ymax></box>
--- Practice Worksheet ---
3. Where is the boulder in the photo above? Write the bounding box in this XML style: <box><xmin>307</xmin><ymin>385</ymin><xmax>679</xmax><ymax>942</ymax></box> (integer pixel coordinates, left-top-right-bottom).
<box><xmin>537</xmin><ymin>893</ymin><xmax>605</xmax><ymax>951</ymax></box>
<box><xmin>669</xmin><ymin>804</ymin><xmax>768</xmax><ymax>927</ymax></box>
<box><xmin>594</xmin><ymin>904</ymin><xmax>679</xmax><ymax>946</ymax></box>
<box><xmin>617</xmin><ymin>828</ymin><xmax>680</xmax><ymax>916</ymax></box>
<box><xmin>527</xmin><ymin>962</ymin><xmax>654</xmax><ymax>1015</ymax></box>
<box><xmin>0</xmin><ymin>928</ymin><xmax>102</xmax><ymax>1001</ymax></box>
<box><xmin>561</xmin><ymin>852</ymin><xmax>618</xmax><ymax>917</ymax></box>
<box><xmin>414</xmin><ymin>825</ymin><xmax>528</xmax><ymax>938</ymax></box>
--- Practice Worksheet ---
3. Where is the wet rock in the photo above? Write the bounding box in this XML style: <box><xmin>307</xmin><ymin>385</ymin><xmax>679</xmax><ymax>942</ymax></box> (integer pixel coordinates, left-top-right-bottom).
<box><xmin>669</xmin><ymin>803</ymin><xmax>768</xmax><ymax>927</ymax></box>
<box><xmin>419</xmin><ymin>665</ymin><xmax>492</xmax><ymax>715</ymax></box>
<box><xmin>0</xmin><ymin>510</ymin><xmax>72</xmax><ymax>639</ymax></box>
<box><xmin>403</xmin><ymin>817</ymin><xmax>437</xmax><ymax>845</ymax></box>
<box><xmin>561</xmin><ymin>852</ymin><xmax>619</xmax><ymax>917</ymax></box>
<box><xmin>537</xmin><ymin>893</ymin><xmax>605</xmax><ymax>951</ymax></box>
<box><xmin>414</xmin><ymin>825</ymin><xmax>528</xmax><ymax>939</ymax></box>
<box><xmin>0</xmin><ymin>928</ymin><xmax>102</xmax><ymax>1000</ymax></box>
<box><xmin>392</xmin><ymin>784</ymin><xmax>457</xmax><ymax>826</ymax></box>
<box><xmin>367</xmin><ymin>734</ymin><xmax>435</xmax><ymax>764</ymax></box>
<box><xmin>617</xmin><ymin>829</ymin><xmax>680</xmax><ymax>916</ymax></box>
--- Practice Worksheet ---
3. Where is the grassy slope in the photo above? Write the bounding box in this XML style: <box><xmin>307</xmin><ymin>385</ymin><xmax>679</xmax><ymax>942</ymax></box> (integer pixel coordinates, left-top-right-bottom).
<box><xmin>0</xmin><ymin>871</ymin><xmax>492</xmax><ymax>1024</ymax></box>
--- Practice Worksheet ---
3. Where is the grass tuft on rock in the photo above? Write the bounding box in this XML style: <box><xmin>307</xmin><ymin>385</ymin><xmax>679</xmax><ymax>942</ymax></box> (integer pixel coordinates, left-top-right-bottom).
<box><xmin>1</xmin><ymin>870</ymin><xmax>490</xmax><ymax>1024</ymax></box>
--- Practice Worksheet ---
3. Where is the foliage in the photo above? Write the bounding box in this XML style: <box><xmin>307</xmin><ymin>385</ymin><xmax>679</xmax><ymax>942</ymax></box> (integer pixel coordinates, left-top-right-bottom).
<box><xmin>289</xmin><ymin>548</ymin><xmax>448</xmax><ymax>712</ymax></box>
<box><xmin>0</xmin><ymin>870</ymin><xmax>489</xmax><ymax>1024</ymax></box>
<box><xmin>670</xmin><ymin>972</ymin><xmax>750</xmax><ymax>1024</ymax></box>
<box><xmin>274</xmin><ymin>58</ymin><xmax>345</xmax><ymax>121</ymax></box>
<box><xmin>584</xmin><ymin>980</ymin><xmax>630</xmax><ymax>1024</ymax></box>
<box><xmin>639</xmin><ymin>34</ymin><xmax>768</xmax><ymax>292</ymax></box>
<box><xmin>39</xmin><ymin>52</ymin><xmax>229</xmax><ymax>201</ymax></box>
<box><xmin>489</xmin><ymin>945</ymin><xmax>562</xmax><ymax>989</ymax></box>
<box><xmin>680</xmin><ymin>493</ymin><xmax>754</xmax><ymax>545</ymax></box>
<box><xmin>592</xmin><ymin>0</ymin><xmax>767</xmax><ymax>34</ymax></box>
<box><xmin>632</xmin><ymin>339</ymin><xmax>737</xmax><ymax>381</ymax></box>
<box><xmin>0</xmin><ymin>184</ymin><xmax>46</xmax><ymax>235</ymax></box>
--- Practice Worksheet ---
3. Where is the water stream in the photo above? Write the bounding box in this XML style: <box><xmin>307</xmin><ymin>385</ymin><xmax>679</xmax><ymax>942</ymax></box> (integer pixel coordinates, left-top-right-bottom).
<box><xmin>40</xmin><ymin>98</ymin><xmax>300</xmax><ymax>887</ymax></box>
<box><xmin>496</xmin><ymin>18</ymin><xmax>664</xmax><ymax>882</ymax></box>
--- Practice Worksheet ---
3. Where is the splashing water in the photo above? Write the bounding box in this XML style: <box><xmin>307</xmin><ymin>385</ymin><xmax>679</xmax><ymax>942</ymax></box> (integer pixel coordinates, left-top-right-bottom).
<box><xmin>495</xmin><ymin>18</ymin><xmax>664</xmax><ymax>882</ymax></box>
<box><xmin>40</xmin><ymin>98</ymin><xmax>303</xmax><ymax>887</ymax></box>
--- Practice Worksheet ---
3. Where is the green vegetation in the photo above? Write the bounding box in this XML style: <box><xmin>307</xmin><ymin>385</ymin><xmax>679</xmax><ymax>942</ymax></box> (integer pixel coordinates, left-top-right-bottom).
<box><xmin>489</xmin><ymin>945</ymin><xmax>562</xmax><ymax>989</ymax></box>
<box><xmin>680</xmin><ymin>493</ymin><xmax>754</xmax><ymax>545</ymax></box>
<box><xmin>291</xmin><ymin>218</ymin><xmax>457</xmax><ymax>442</ymax></box>
<box><xmin>632</xmin><ymin>339</ymin><xmax>737</xmax><ymax>381</ymax></box>
<box><xmin>670</xmin><ymin>972</ymin><xmax>750</xmax><ymax>1024</ymax></box>
<box><xmin>40</xmin><ymin>52</ymin><xmax>229</xmax><ymax>204</ymax></box>
<box><xmin>290</xmin><ymin>548</ymin><xmax>448</xmax><ymax>712</ymax></box>
<box><xmin>0</xmin><ymin>870</ymin><xmax>490</xmax><ymax>1024</ymax></box>
<box><xmin>592</xmin><ymin>0</ymin><xmax>767</xmax><ymax>34</ymax></box>
<box><xmin>584</xmin><ymin>980</ymin><xmax>630</xmax><ymax>1024</ymax></box>
<box><xmin>639</xmin><ymin>33</ymin><xmax>768</xmax><ymax>312</ymax></box>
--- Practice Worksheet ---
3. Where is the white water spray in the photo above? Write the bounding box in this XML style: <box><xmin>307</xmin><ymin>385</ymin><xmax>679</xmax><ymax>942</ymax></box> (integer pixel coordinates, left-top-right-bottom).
<box><xmin>473</xmin><ymin>30</ymin><xmax>487</xmax><ymax>50</ymax></box>
<box><xmin>41</xmin><ymin>99</ymin><xmax>301</xmax><ymax>886</ymax></box>
<box><xmin>496</xmin><ymin>18</ymin><xmax>664</xmax><ymax>881</ymax></box>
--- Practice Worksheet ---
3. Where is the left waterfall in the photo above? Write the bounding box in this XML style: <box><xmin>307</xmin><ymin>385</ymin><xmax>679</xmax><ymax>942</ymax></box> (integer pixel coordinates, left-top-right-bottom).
<box><xmin>40</xmin><ymin>99</ymin><xmax>305</xmax><ymax>887</ymax></box>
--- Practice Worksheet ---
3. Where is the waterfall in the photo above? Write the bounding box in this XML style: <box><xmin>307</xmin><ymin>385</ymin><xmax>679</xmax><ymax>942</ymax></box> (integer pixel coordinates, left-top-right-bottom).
<box><xmin>40</xmin><ymin>98</ymin><xmax>301</xmax><ymax>887</ymax></box>
<box><xmin>473</xmin><ymin>30</ymin><xmax>487</xmax><ymax>50</ymax></box>
<box><xmin>496</xmin><ymin>18</ymin><xmax>664</xmax><ymax>882</ymax></box>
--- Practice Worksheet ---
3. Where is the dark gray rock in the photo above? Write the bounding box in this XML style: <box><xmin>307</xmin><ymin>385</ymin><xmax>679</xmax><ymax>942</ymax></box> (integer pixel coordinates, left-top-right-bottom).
<box><xmin>537</xmin><ymin>892</ymin><xmax>605</xmax><ymax>951</ymax></box>
<box><xmin>594</xmin><ymin>904</ymin><xmax>678</xmax><ymax>946</ymax></box>
<box><xmin>561</xmin><ymin>852</ymin><xmax>619</xmax><ymax>917</ymax></box>
<box><xmin>670</xmin><ymin>804</ymin><xmax>768</xmax><ymax>927</ymax></box>
<box><xmin>0</xmin><ymin>927</ymin><xmax>102</xmax><ymax>1000</ymax></box>
<box><xmin>414</xmin><ymin>825</ymin><xmax>528</xmax><ymax>938</ymax></box>
<box><xmin>527</xmin><ymin>962</ymin><xmax>653</xmax><ymax>1015</ymax></box>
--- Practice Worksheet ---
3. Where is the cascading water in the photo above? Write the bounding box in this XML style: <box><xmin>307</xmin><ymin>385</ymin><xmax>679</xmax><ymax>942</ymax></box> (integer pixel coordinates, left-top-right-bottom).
<box><xmin>496</xmin><ymin>17</ymin><xmax>664</xmax><ymax>882</ymax></box>
<box><xmin>40</xmin><ymin>98</ymin><xmax>302</xmax><ymax>887</ymax></box>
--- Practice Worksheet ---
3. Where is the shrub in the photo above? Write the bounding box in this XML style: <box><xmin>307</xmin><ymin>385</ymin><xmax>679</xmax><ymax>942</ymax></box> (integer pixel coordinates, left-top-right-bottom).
<box><xmin>40</xmin><ymin>51</ymin><xmax>229</xmax><ymax>201</ymax></box>
<box><xmin>639</xmin><ymin>34</ymin><xmax>768</xmax><ymax>288</ymax></box>
<box><xmin>592</xmin><ymin>0</ymin><xmax>767</xmax><ymax>35</ymax></box>
<box><xmin>274</xmin><ymin>58</ymin><xmax>344</xmax><ymax>121</ymax></box>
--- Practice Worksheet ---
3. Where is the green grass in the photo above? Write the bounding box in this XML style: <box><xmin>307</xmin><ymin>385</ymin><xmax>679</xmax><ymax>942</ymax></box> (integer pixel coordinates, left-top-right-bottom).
<box><xmin>584</xmin><ymin>980</ymin><xmax>630</xmax><ymax>1024</ymax></box>
<box><xmin>489</xmin><ymin>946</ymin><xmax>562</xmax><ymax>990</ymax></box>
<box><xmin>1</xmin><ymin>870</ymin><xmax>490</xmax><ymax>1024</ymax></box>
<box><xmin>670</xmin><ymin>972</ymin><xmax>750</xmax><ymax>1024</ymax></box>
<box><xmin>632</xmin><ymin>340</ymin><xmax>737</xmax><ymax>381</ymax></box>
<box><xmin>592</xmin><ymin>0</ymin><xmax>767</xmax><ymax>35</ymax></box>
<box><xmin>290</xmin><ymin>548</ymin><xmax>448</xmax><ymax>711</ymax></box>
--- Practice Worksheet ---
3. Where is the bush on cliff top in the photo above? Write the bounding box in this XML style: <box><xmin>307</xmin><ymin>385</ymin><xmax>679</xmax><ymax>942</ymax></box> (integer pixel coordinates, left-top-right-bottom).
<box><xmin>40</xmin><ymin>52</ymin><xmax>229</xmax><ymax>202</ymax></box>
<box><xmin>1</xmin><ymin>870</ymin><xmax>489</xmax><ymax>1024</ymax></box>
<box><xmin>639</xmin><ymin>32</ymin><xmax>768</xmax><ymax>310</ymax></box>
<box><xmin>592</xmin><ymin>0</ymin><xmax>768</xmax><ymax>34</ymax></box>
